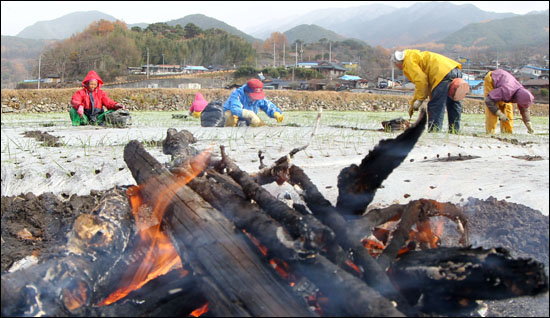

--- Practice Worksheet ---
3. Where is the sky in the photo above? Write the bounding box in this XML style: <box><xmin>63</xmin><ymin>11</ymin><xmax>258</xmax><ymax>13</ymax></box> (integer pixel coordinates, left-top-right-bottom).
<box><xmin>1</xmin><ymin>1</ymin><xmax>549</xmax><ymax>36</ymax></box>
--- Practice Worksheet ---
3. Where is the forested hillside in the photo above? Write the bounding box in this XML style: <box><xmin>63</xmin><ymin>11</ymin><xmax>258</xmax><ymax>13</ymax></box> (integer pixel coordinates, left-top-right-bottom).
<box><xmin>37</xmin><ymin>20</ymin><xmax>257</xmax><ymax>82</ymax></box>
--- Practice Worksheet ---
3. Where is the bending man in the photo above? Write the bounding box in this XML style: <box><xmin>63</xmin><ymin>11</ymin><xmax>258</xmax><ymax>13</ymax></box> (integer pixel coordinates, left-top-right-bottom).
<box><xmin>223</xmin><ymin>78</ymin><xmax>283</xmax><ymax>127</ymax></box>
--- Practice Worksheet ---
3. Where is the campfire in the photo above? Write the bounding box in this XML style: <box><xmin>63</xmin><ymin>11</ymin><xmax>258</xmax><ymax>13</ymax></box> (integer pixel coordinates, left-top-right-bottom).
<box><xmin>2</xmin><ymin>111</ymin><xmax>548</xmax><ymax>317</ymax></box>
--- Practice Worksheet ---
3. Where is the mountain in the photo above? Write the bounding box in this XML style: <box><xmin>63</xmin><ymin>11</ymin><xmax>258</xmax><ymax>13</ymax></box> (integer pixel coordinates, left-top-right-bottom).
<box><xmin>283</xmin><ymin>24</ymin><xmax>346</xmax><ymax>44</ymax></box>
<box><xmin>344</xmin><ymin>2</ymin><xmax>517</xmax><ymax>48</ymax></box>
<box><xmin>439</xmin><ymin>11</ymin><xmax>550</xmax><ymax>50</ymax></box>
<box><xmin>16</xmin><ymin>10</ymin><xmax>117</xmax><ymax>40</ymax></box>
<box><xmin>164</xmin><ymin>14</ymin><xmax>260</xmax><ymax>43</ymax></box>
<box><xmin>249</xmin><ymin>3</ymin><xmax>397</xmax><ymax>40</ymax></box>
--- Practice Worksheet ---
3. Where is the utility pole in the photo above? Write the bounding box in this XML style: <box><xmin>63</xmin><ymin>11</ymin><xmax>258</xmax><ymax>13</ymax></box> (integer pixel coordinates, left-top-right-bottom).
<box><xmin>37</xmin><ymin>55</ymin><xmax>41</xmax><ymax>89</ymax></box>
<box><xmin>146</xmin><ymin>47</ymin><xmax>150</xmax><ymax>79</ymax></box>
<box><xmin>283</xmin><ymin>41</ymin><xmax>285</xmax><ymax>67</ymax></box>
<box><xmin>300</xmin><ymin>42</ymin><xmax>303</xmax><ymax>61</ymax></box>
<box><xmin>273</xmin><ymin>41</ymin><xmax>276</xmax><ymax>67</ymax></box>
<box><xmin>329</xmin><ymin>41</ymin><xmax>332</xmax><ymax>63</ymax></box>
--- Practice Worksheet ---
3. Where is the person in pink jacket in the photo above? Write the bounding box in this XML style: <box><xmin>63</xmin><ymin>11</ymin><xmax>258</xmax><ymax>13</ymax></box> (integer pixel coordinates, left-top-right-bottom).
<box><xmin>70</xmin><ymin>70</ymin><xmax>125</xmax><ymax>126</ymax></box>
<box><xmin>483</xmin><ymin>69</ymin><xmax>535</xmax><ymax>134</ymax></box>
<box><xmin>189</xmin><ymin>92</ymin><xmax>208</xmax><ymax>118</ymax></box>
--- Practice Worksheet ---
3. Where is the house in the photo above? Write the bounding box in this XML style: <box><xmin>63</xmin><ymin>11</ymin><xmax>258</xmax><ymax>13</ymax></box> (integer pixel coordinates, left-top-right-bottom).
<box><xmin>184</xmin><ymin>66</ymin><xmax>208</xmax><ymax>73</ymax></box>
<box><xmin>43</xmin><ymin>74</ymin><xmax>61</xmax><ymax>83</ymax></box>
<box><xmin>139</xmin><ymin>64</ymin><xmax>184</xmax><ymax>74</ymax></box>
<box><xmin>341</xmin><ymin>62</ymin><xmax>358</xmax><ymax>71</ymax></box>
<box><xmin>313</xmin><ymin>61</ymin><xmax>347</xmax><ymax>80</ymax></box>
<box><xmin>466</xmin><ymin>80</ymin><xmax>484</xmax><ymax>95</ymax></box>
<box><xmin>297</xmin><ymin>62</ymin><xmax>318</xmax><ymax>69</ymax></box>
<box><xmin>519</xmin><ymin>65</ymin><xmax>549</xmax><ymax>79</ymax></box>
<box><xmin>339</xmin><ymin>75</ymin><xmax>362</xmax><ymax>89</ymax></box>
<box><xmin>522</xmin><ymin>79</ymin><xmax>549</xmax><ymax>92</ymax></box>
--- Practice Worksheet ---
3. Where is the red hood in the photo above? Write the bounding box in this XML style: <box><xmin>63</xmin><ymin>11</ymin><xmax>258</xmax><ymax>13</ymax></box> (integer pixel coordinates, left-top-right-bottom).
<box><xmin>82</xmin><ymin>70</ymin><xmax>104</xmax><ymax>89</ymax></box>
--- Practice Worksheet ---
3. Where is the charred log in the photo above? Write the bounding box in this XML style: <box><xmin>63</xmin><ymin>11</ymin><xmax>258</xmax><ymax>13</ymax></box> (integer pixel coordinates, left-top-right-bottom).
<box><xmin>336</xmin><ymin>109</ymin><xmax>427</xmax><ymax>217</ymax></box>
<box><xmin>123</xmin><ymin>140</ymin><xmax>316</xmax><ymax>317</ymax></box>
<box><xmin>95</xmin><ymin>269</ymin><xmax>206</xmax><ymax>317</ymax></box>
<box><xmin>218</xmin><ymin>145</ymin><xmax>335</xmax><ymax>251</ymax></box>
<box><xmin>388</xmin><ymin>246</ymin><xmax>550</xmax><ymax>315</ymax></box>
<box><xmin>188</xmin><ymin>169</ymin><xmax>405</xmax><ymax>316</ymax></box>
<box><xmin>288</xmin><ymin>165</ymin><xmax>413</xmax><ymax>314</ymax></box>
<box><xmin>377</xmin><ymin>199</ymin><xmax>469</xmax><ymax>270</ymax></box>
<box><xmin>1</xmin><ymin>188</ymin><xmax>134</xmax><ymax>317</ymax></box>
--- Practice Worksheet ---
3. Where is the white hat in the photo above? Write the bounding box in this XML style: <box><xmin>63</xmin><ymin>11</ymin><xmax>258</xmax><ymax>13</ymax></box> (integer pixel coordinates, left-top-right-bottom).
<box><xmin>391</xmin><ymin>50</ymin><xmax>405</xmax><ymax>62</ymax></box>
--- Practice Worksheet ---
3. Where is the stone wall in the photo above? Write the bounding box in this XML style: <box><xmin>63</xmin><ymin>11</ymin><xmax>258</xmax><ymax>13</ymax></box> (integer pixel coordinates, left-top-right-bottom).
<box><xmin>1</xmin><ymin>88</ymin><xmax>548</xmax><ymax>116</ymax></box>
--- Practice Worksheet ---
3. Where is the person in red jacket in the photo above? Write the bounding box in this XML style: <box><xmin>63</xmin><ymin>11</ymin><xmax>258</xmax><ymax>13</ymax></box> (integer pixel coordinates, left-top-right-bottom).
<box><xmin>70</xmin><ymin>70</ymin><xmax>125</xmax><ymax>126</ymax></box>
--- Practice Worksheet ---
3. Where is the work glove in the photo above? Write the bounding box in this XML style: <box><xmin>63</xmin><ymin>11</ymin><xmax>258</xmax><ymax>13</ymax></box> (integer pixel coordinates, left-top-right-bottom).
<box><xmin>495</xmin><ymin>110</ymin><xmax>509</xmax><ymax>122</ymax></box>
<box><xmin>77</xmin><ymin>105</ymin><xmax>84</xmax><ymax>117</ymax></box>
<box><xmin>408</xmin><ymin>100</ymin><xmax>424</xmax><ymax>117</ymax></box>
<box><xmin>274</xmin><ymin>112</ymin><xmax>284</xmax><ymax>123</ymax></box>
<box><xmin>525</xmin><ymin>121</ymin><xmax>534</xmax><ymax>134</ymax></box>
<box><xmin>241</xmin><ymin>109</ymin><xmax>263</xmax><ymax>127</ymax></box>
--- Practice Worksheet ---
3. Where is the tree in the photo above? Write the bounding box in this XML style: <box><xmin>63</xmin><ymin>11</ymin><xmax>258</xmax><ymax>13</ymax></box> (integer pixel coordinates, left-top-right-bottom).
<box><xmin>184</xmin><ymin>23</ymin><xmax>203</xmax><ymax>39</ymax></box>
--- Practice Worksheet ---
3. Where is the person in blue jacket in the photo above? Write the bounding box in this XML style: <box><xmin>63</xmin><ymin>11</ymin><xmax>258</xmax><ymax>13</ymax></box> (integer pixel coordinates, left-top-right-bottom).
<box><xmin>223</xmin><ymin>78</ymin><xmax>284</xmax><ymax>127</ymax></box>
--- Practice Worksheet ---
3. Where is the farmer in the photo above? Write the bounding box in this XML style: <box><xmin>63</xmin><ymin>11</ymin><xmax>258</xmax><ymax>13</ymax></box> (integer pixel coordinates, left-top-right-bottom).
<box><xmin>70</xmin><ymin>70</ymin><xmax>125</xmax><ymax>126</ymax></box>
<box><xmin>392</xmin><ymin>49</ymin><xmax>467</xmax><ymax>133</ymax></box>
<box><xmin>189</xmin><ymin>92</ymin><xmax>208</xmax><ymax>118</ymax></box>
<box><xmin>483</xmin><ymin>69</ymin><xmax>535</xmax><ymax>134</ymax></box>
<box><xmin>223</xmin><ymin>78</ymin><xmax>284</xmax><ymax>127</ymax></box>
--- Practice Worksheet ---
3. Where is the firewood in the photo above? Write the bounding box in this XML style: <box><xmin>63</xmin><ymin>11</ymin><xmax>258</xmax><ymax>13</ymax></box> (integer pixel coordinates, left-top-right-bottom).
<box><xmin>123</xmin><ymin>140</ymin><xmax>316</xmax><ymax>317</ymax></box>
<box><xmin>336</xmin><ymin>109</ymin><xmax>427</xmax><ymax>217</ymax></box>
<box><xmin>218</xmin><ymin>145</ymin><xmax>336</xmax><ymax>251</ymax></box>
<box><xmin>377</xmin><ymin>199</ymin><xmax>469</xmax><ymax>270</ymax></box>
<box><xmin>1</xmin><ymin>188</ymin><xmax>135</xmax><ymax>317</ymax></box>
<box><xmin>288</xmin><ymin>165</ymin><xmax>414</xmax><ymax>315</ymax></box>
<box><xmin>388</xmin><ymin>246</ymin><xmax>550</xmax><ymax>315</ymax></box>
<box><xmin>188</xmin><ymin>169</ymin><xmax>405</xmax><ymax>317</ymax></box>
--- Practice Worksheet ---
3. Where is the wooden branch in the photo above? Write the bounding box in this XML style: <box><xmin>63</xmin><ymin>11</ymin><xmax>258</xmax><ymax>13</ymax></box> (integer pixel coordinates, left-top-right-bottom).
<box><xmin>123</xmin><ymin>140</ymin><xmax>315</xmax><ymax>317</ymax></box>
<box><xmin>336</xmin><ymin>111</ymin><xmax>427</xmax><ymax>216</ymax></box>
<box><xmin>219</xmin><ymin>145</ymin><xmax>335</xmax><ymax>251</ymax></box>
<box><xmin>1</xmin><ymin>188</ymin><xmax>135</xmax><ymax>317</ymax></box>
<box><xmin>188</xmin><ymin>169</ymin><xmax>404</xmax><ymax>316</ymax></box>
<box><xmin>388</xmin><ymin>246</ymin><xmax>550</xmax><ymax>315</ymax></box>
<box><xmin>287</xmin><ymin>165</ymin><xmax>415</xmax><ymax>315</ymax></box>
<box><xmin>377</xmin><ymin>199</ymin><xmax>469</xmax><ymax>270</ymax></box>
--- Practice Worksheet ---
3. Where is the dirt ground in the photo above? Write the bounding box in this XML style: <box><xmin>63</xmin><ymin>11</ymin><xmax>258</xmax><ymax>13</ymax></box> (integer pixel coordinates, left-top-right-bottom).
<box><xmin>1</xmin><ymin>189</ymin><xmax>547</xmax><ymax>316</ymax></box>
<box><xmin>1</xmin><ymin>113</ymin><xmax>548</xmax><ymax>316</ymax></box>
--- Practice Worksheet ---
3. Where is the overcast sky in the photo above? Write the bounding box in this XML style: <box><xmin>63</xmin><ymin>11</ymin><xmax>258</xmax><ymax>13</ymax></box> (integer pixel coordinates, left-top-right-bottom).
<box><xmin>1</xmin><ymin>1</ymin><xmax>549</xmax><ymax>36</ymax></box>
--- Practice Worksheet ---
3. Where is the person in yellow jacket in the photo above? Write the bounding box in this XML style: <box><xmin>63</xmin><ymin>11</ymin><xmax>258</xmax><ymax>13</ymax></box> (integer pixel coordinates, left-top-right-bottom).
<box><xmin>392</xmin><ymin>50</ymin><xmax>464</xmax><ymax>133</ymax></box>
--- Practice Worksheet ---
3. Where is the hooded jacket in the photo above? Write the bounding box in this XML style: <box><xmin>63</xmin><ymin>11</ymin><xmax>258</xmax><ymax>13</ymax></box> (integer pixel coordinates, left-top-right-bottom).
<box><xmin>222</xmin><ymin>84</ymin><xmax>282</xmax><ymax>118</ymax></box>
<box><xmin>487</xmin><ymin>69</ymin><xmax>533</xmax><ymax>109</ymax></box>
<box><xmin>402</xmin><ymin>49</ymin><xmax>461</xmax><ymax>106</ymax></box>
<box><xmin>71</xmin><ymin>70</ymin><xmax>118</xmax><ymax>122</ymax></box>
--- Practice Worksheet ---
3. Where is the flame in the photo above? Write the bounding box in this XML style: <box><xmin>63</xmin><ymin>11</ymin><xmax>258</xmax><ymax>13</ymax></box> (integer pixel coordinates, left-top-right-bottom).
<box><xmin>63</xmin><ymin>280</ymin><xmax>88</xmax><ymax>311</ymax></box>
<box><xmin>190</xmin><ymin>302</ymin><xmax>209</xmax><ymax>317</ymax></box>
<box><xmin>99</xmin><ymin>148</ymin><xmax>211</xmax><ymax>306</ymax></box>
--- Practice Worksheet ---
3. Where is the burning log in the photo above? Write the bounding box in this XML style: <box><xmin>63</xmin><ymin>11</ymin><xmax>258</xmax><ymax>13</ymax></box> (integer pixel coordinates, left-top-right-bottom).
<box><xmin>158</xmin><ymin>132</ymin><xmax>405</xmax><ymax>317</ymax></box>
<box><xmin>336</xmin><ymin>110</ymin><xmax>427</xmax><ymax>217</ymax></box>
<box><xmin>377</xmin><ymin>199</ymin><xmax>469</xmax><ymax>270</ymax></box>
<box><xmin>95</xmin><ymin>269</ymin><xmax>207</xmax><ymax>317</ymax></box>
<box><xmin>218</xmin><ymin>145</ymin><xmax>336</xmax><ymax>251</ymax></box>
<box><xmin>123</xmin><ymin>140</ymin><xmax>316</xmax><ymax>317</ymax></box>
<box><xmin>1</xmin><ymin>188</ymin><xmax>135</xmax><ymax>317</ymax></box>
<box><xmin>388</xmin><ymin>246</ymin><xmax>549</xmax><ymax>315</ymax></box>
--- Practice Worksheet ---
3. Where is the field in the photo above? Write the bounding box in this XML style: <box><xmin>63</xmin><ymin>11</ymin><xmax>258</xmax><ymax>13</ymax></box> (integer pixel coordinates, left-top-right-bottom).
<box><xmin>2</xmin><ymin>110</ymin><xmax>549</xmax><ymax>216</ymax></box>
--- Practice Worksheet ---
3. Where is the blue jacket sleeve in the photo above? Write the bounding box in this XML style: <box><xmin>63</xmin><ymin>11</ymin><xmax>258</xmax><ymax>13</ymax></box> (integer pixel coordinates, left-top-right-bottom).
<box><xmin>223</xmin><ymin>89</ymin><xmax>245</xmax><ymax>118</ymax></box>
<box><xmin>258</xmin><ymin>99</ymin><xmax>282</xmax><ymax>118</ymax></box>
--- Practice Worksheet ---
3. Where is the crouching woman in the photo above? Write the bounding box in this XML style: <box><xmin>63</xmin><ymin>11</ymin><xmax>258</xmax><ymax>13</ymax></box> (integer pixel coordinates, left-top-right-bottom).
<box><xmin>70</xmin><ymin>70</ymin><xmax>125</xmax><ymax>126</ymax></box>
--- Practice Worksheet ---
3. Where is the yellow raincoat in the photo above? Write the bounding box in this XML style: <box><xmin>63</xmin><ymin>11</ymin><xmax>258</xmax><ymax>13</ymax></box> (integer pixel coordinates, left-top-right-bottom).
<box><xmin>402</xmin><ymin>49</ymin><xmax>462</xmax><ymax>107</ymax></box>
